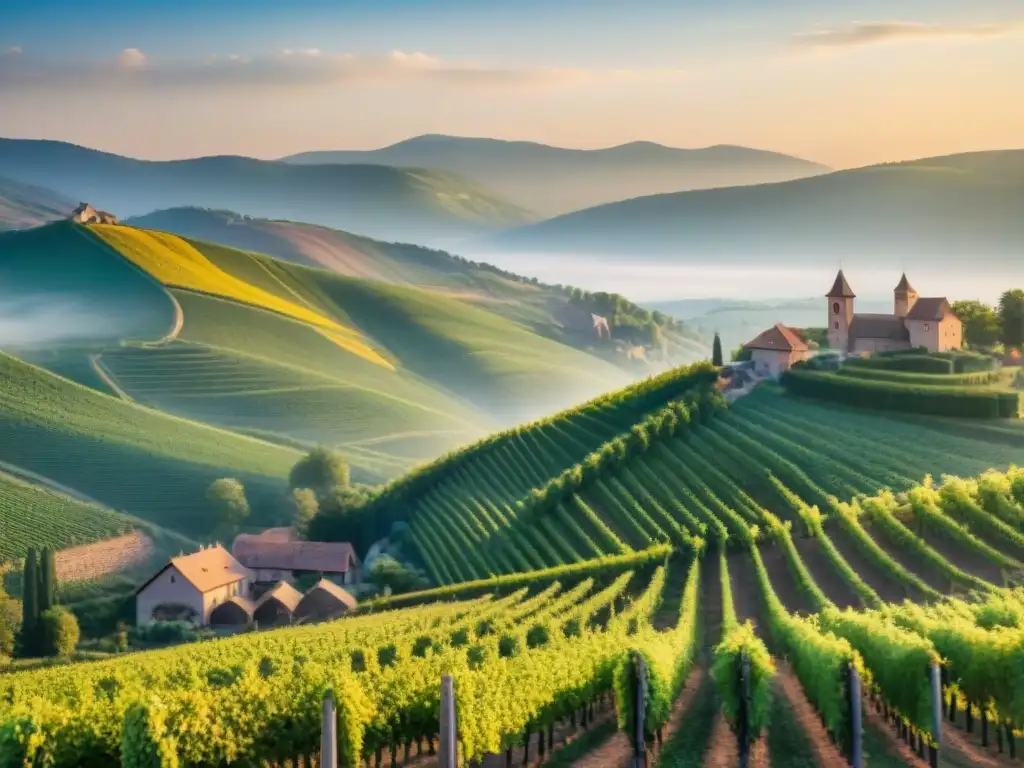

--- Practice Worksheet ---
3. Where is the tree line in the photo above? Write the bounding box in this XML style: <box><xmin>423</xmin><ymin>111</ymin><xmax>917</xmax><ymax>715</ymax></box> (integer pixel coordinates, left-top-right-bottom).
<box><xmin>952</xmin><ymin>289</ymin><xmax>1024</xmax><ymax>351</ymax></box>
<box><xmin>0</xmin><ymin>546</ymin><xmax>81</xmax><ymax>660</ymax></box>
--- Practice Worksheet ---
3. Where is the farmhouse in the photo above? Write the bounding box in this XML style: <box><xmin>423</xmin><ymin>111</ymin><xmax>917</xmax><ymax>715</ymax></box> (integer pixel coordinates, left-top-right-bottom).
<box><xmin>69</xmin><ymin>202</ymin><xmax>119</xmax><ymax>225</ymax></box>
<box><xmin>135</xmin><ymin>544</ymin><xmax>250</xmax><ymax>626</ymax></box>
<box><xmin>232</xmin><ymin>528</ymin><xmax>361</xmax><ymax>586</ymax></box>
<box><xmin>743</xmin><ymin>324</ymin><xmax>812</xmax><ymax>378</ymax></box>
<box><xmin>827</xmin><ymin>270</ymin><xmax>962</xmax><ymax>354</ymax></box>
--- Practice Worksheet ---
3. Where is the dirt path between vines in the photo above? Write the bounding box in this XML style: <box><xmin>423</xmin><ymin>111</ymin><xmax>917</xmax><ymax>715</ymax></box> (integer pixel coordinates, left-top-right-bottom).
<box><xmin>702</xmin><ymin>712</ymin><xmax>769</xmax><ymax>768</ymax></box>
<box><xmin>571</xmin><ymin>665</ymin><xmax>708</xmax><ymax>768</ymax></box>
<box><xmin>774</xmin><ymin>664</ymin><xmax>849</xmax><ymax>768</ymax></box>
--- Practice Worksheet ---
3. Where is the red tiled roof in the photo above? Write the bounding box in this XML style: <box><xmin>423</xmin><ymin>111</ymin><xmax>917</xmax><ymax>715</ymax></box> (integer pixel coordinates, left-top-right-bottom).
<box><xmin>232</xmin><ymin>539</ymin><xmax>359</xmax><ymax>573</ymax></box>
<box><xmin>136</xmin><ymin>544</ymin><xmax>248</xmax><ymax>596</ymax></box>
<box><xmin>745</xmin><ymin>324</ymin><xmax>809</xmax><ymax>352</ymax></box>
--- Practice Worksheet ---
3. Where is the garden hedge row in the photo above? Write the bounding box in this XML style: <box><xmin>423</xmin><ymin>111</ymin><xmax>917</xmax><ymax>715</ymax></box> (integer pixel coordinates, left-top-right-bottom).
<box><xmin>846</xmin><ymin>354</ymin><xmax>953</xmax><ymax>374</ymax></box>
<box><xmin>837</xmin><ymin>366</ymin><xmax>1002</xmax><ymax>387</ymax></box>
<box><xmin>781</xmin><ymin>369</ymin><xmax>1019</xmax><ymax>419</ymax></box>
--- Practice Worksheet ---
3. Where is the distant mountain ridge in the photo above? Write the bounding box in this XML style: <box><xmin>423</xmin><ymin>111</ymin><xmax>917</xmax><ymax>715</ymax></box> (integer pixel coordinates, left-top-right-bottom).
<box><xmin>0</xmin><ymin>174</ymin><xmax>75</xmax><ymax>231</ymax></box>
<box><xmin>0</xmin><ymin>138</ymin><xmax>535</xmax><ymax>246</ymax></box>
<box><xmin>482</xmin><ymin>149</ymin><xmax>1024</xmax><ymax>268</ymax></box>
<box><xmin>282</xmin><ymin>134</ymin><xmax>831</xmax><ymax>216</ymax></box>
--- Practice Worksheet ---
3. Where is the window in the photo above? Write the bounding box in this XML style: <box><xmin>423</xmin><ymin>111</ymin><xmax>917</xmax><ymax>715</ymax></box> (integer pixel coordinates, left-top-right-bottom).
<box><xmin>832</xmin><ymin>302</ymin><xmax>840</xmax><ymax>314</ymax></box>
<box><xmin>170</xmin><ymin>575</ymin><xmax>175</xmax><ymax>584</ymax></box>
<box><xmin>924</xmin><ymin>323</ymin><xmax>930</xmax><ymax>331</ymax></box>
<box><xmin>833</xmin><ymin>321</ymin><xmax>839</xmax><ymax>330</ymax></box>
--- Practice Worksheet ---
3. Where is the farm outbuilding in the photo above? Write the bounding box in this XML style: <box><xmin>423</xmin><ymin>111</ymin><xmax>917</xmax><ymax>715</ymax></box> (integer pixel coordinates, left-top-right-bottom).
<box><xmin>253</xmin><ymin>581</ymin><xmax>303</xmax><ymax>628</ymax></box>
<box><xmin>232</xmin><ymin>529</ymin><xmax>362</xmax><ymax>586</ymax></box>
<box><xmin>294</xmin><ymin>579</ymin><xmax>357</xmax><ymax>623</ymax></box>
<box><xmin>209</xmin><ymin>596</ymin><xmax>254</xmax><ymax>628</ymax></box>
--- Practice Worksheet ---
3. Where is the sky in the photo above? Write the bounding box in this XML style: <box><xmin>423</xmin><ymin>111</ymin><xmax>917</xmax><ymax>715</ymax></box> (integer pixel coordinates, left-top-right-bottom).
<box><xmin>2</xmin><ymin>0</ymin><xmax>1023</xmax><ymax>168</ymax></box>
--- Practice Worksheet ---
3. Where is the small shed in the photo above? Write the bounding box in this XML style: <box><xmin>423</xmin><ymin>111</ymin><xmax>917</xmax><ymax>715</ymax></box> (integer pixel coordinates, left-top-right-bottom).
<box><xmin>209</xmin><ymin>596</ymin><xmax>255</xmax><ymax>628</ymax></box>
<box><xmin>253</xmin><ymin>581</ymin><xmax>303</xmax><ymax>628</ymax></box>
<box><xmin>294</xmin><ymin>579</ymin><xmax>358</xmax><ymax>623</ymax></box>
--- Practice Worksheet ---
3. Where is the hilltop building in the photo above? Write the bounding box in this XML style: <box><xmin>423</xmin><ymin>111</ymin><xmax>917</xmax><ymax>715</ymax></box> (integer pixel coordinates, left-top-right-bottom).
<box><xmin>743</xmin><ymin>324</ymin><xmax>812</xmax><ymax>378</ymax></box>
<box><xmin>826</xmin><ymin>271</ymin><xmax>962</xmax><ymax>354</ymax></box>
<box><xmin>70</xmin><ymin>202</ymin><xmax>119</xmax><ymax>225</ymax></box>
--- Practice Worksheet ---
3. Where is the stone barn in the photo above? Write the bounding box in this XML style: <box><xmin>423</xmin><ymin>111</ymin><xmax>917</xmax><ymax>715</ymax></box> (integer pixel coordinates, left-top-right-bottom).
<box><xmin>294</xmin><ymin>579</ymin><xmax>358</xmax><ymax>623</ymax></box>
<box><xmin>253</xmin><ymin>581</ymin><xmax>303</xmax><ymax>628</ymax></box>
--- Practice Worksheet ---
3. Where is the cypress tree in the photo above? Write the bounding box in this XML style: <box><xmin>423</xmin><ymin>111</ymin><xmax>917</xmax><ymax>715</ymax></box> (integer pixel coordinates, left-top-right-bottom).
<box><xmin>20</xmin><ymin>548</ymin><xmax>39</xmax><ymax>657</ymax></box>
<box><xmin>40</xmin><ymin>547</ymin><xmax>56</xmax><ymax>614</ymax></box>
<box><xmin>712</xmin><ymin>332</ymin><xmax>724</xmax><ymax>367</ymax></box>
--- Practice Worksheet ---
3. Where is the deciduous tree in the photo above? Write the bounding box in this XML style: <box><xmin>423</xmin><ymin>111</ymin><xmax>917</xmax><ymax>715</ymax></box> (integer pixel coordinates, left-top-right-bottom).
<box><xmin>289</xmin><ymin>447</ymin><xmax>350</xmax><ymax>498</ymax></box>
<box><xmin>952</xmin><ymin>299</ymin><xmax>1001</xmax><ymax>349</ymax></box>
<box><xmin>206</xmin><ymin>478</ymin><xmax>250</xmax><ymax>538</ymax></box>
<box><xmin>39</xmin><ymin>606</ymin><xmax>80</xmax><ymax>657</ymax></box>
<box><xmin>998</xmin><ymin>289</ymin><xmax>1024</xmax><ymax>349</ymax></box>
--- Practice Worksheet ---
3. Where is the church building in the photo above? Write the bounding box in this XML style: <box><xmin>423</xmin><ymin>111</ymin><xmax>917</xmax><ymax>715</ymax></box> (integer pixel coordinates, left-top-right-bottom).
<box><xmin>826</xmin><ymin>271</ymin><xmax>962</xmax><ymax>355</ymax></box>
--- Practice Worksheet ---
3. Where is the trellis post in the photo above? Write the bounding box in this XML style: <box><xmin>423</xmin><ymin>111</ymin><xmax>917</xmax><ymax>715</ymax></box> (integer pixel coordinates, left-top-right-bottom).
<box><xmin>849</xmin><ymin>664</ymin><xmax>863</xmax><ymax>768</ymax></box>
<box><xmin>632</xmin><ymin>652</ymin><xmax>648</xmax><ymax>768</ymax></box>
<box><xmin>930</xmin><ymin>662</ymin><xmax>942</xmax><ymax>768</ymax></box>
<box><xmin>321</xmin><ymin>692</ymin><xmax>338</xmax><ymax>768</ymax></box>
<box><xmin>440</xmin><ymin>675</ymin><xmax>458</xmax><ymax>768</ymax></box>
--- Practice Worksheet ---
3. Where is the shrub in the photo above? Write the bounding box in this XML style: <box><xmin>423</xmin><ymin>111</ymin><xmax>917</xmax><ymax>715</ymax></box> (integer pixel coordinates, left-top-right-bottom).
<box><xmin>38</xmin><ymin>607</ymin><xmax>80</xmax><ymax>657</ymax></box>
<box><xmin>782</xmin><ymin>369</ymin><xmax>1019</xmax><ymax>419</ymax></box>
<box><xmin>837</xmin><ymin>366</ymin><xmax>1002</xmax><ymax>387</ymax></box>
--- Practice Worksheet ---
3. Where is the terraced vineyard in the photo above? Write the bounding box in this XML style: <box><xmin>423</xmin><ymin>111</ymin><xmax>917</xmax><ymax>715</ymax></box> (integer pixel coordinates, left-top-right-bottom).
<box><xmin>0</xmin><ymin>351</ymin><xmax>298</xmax><ymax>537</ymax></box>
<box><xmin>3</xmin><ymin>362</ymin><xmax>1023</xmax><ymax>766</ymax></box>
<box><xmin>0</xmin><ymin>470</ymin><xmax>131</xmax><ymax>561</ymax></box>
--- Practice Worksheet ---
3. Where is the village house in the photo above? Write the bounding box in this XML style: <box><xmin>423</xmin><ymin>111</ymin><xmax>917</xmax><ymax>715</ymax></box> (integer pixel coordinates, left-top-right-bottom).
<box><xmin>134</xmin><ymin>544</ymin><xmax>250</xmax><ymax>627</ymax></box>
<box><xmin>827</xmin><ymin>270</ymin><xmax>962</xmax><ymax>354</ymax></box>
<box><xmin>743</xmin><ymin>324</ymin><xmax>812</xmax><ymax>379</ymax></box>
<box><xmin>231</xmin><ymin>528</ymin><xmax>362</xmax><ymax>586</ymax></box>
<box><xmin>69</xmin><ymin>202</ymin><xmax>119</xmax><ymax>225</ymax></box>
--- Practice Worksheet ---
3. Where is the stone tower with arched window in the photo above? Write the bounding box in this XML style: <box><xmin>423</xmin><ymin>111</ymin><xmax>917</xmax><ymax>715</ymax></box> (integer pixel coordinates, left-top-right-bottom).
<box><xmin>826</xmin><ymin>270</ymin><xmax>856</xmax><ymax>352</ymax></box>
<box><xmin>893</xmin><ymin>273</ymin><xmax>918</xmax><ymax>319</ymax></box>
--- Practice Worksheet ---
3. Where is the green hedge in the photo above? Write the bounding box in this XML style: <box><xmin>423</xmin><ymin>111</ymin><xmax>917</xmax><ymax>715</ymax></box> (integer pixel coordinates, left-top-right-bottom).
<box><xmin>781</xmin><ymin>369</ymin><xmax>1019</xmax><ymax>419</ymax></box>
<box><xmin>846</xmin><ymin>354</ymin><xmax>953</xmax><ymax>374</ymax></box>
<box><xmin>953</xmin><ymin>352</ymin><xmax>999</xmax><ymax>373</ymax></box>
<box><xmin>837</xmin><ymin>366</ymin><xmax>1002</xmax><ymax>387</ymax></box>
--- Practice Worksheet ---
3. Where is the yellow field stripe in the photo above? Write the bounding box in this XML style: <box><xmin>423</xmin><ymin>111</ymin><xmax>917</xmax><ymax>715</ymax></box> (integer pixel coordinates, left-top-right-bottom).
<box><xmin>91</xmin><ymin>225</ymin><xmax>392</xmax><ymax>369</ymax></box>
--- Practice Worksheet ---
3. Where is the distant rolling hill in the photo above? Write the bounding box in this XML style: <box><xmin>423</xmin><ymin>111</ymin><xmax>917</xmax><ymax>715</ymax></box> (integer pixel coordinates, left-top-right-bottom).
<box><xmin>483</xmin><ymin>149</ymin><xmax>1024</xmax><ymax>268</ymax></box>
<box><xmin>125</xmin><ymin>207</ymin><xmax>710</xmax><ymax>365</ymax></box>
<box><xmin>0</xmin><ymin>221</ymin><xmax>636</xmax><ymax>495</ymax></box>
<box><xmin>0</xmin><ymin>139</ymin><xmax>535</xmax><ymax>246</ymax></box>
<box><xmin>0</xmin><ymin>174</ymin><xmax>74</xmax><ymax>231</ymax></box>
<box><xmin>282</xmin><ymin>133</ymin><xmax>830</xmax><ymax>216</ymax></box>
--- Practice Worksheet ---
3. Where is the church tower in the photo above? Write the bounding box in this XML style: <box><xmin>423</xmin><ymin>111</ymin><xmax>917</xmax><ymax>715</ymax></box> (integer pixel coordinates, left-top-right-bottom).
<box><xmin>826</xmin><ymin>270</ymin><xmax>855</xmax><ymax>352</ymax></box>
<box><xmin>893</xmin><ymin>273</ymin><xmax>918</xmax><ymax>319</ymax></box>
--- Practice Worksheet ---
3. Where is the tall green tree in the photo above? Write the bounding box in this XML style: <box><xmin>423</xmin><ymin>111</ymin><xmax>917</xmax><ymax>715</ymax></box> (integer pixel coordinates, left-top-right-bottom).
<box><xmin>952</xmin><ymin>299</ymin><xmax>1001</xmax><ymax>349</ymax></box>
<box><xmin>998</xmin><ymin>289</ymin><xmax>1024</xmax><ymax>349</ymax></box>
<box><xmin>206</xmin><ymin>478</ymin><xmax>251</xmax><ymax>539</ymax></box>
<box><xmin>19</xmin><ymin>548</ymin><xmax>39</xmax><ymax>657</ymax></box>
<box><xmin>39</xmin><ymin>547</ymin><xmax>56</xmax><ymax>615</ymax></box>
<box><xmin>712</xmin><ymin>332</ymin><xmax>723</xmax><ymax>366</ymax></box>
<box><xmin>286</xmin><ymin>487</ymin><xmax>320</xmax><ymax>539</ymax></box>
<box><xmin>289</xmin><ymin>447</ymin><xmax>350</xmax><ymax>498</ymax></box>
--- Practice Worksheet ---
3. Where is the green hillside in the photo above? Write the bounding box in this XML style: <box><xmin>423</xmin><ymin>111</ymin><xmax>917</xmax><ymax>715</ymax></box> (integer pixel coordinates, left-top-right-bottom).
<box><xmin>125</xmin><ymin>208</ymin><xmax>710</xmax><ymax>364</ymax></box>
<box><xmin>317</xmin><ymin>372</ymin><xmax>1023</xmax><ymax>585</ymax></box>
<box><xmin>265</xmin><ymin>260</ymin><xmax>634</xmax><ymax>420</ymax></box>
<box><xmin>0</xmin><ymin>470</ymin><xmax>131</xmax><ymax>562</ymax></box>
<box><xmin>0</xmin><ymin>222</ymin><xmax>176</xmax><ymax>348</ymax></box>
<box><xmin>0</xmin><ymin>352</ymin><xmax>298</xmax><ymax>538</ymax></box>
<box><xmin>486</xmin><ymin>149</ymin><xmax>1024</xmax><ymax>268</ymax></box>
<box><xmin>0</xmin><ymin>139</ymin><xmax>537</xmax><ymax>246</ymax></box>
<box><xmin>0</xmin><ymin>175</ymin><xmax>73</xmax><ymax>231</ymax></box>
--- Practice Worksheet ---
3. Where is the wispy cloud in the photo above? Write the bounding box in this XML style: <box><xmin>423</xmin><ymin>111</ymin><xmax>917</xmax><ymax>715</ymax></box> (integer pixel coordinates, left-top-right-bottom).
<box><xmin>792</xmin><ymin>19</ymin><xmax>1024</xmax><ymax>50</ymax></box>
<box><xmin>0</xmin><ymin>47</ymin><xmax>686</xmax><ymax>92</ymax></box>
